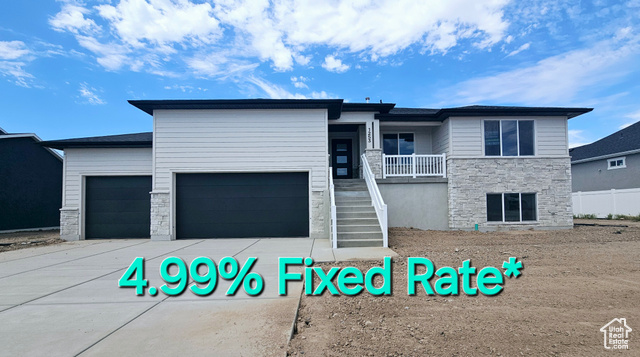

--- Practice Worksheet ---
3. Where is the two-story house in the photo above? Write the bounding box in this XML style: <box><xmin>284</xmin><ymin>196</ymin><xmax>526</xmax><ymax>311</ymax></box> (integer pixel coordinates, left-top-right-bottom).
<box><xmin>42</xmin><ymin>99</ymin><xmax>591</xmax><ymax>247</ymax></box>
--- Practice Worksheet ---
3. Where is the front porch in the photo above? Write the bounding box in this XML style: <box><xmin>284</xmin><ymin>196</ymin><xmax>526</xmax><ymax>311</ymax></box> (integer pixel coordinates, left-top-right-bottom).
<box><xmin>328</xmin><ymin>119</ymin><xmax>447</xmax><ymax>180</ymax></box>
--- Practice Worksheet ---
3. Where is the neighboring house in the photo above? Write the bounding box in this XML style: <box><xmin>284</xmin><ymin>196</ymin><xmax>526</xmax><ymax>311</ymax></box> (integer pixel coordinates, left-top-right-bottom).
<box><xmin>41</xmin><ymin>99</ymin><xmax>591</xmax><ymax>247</ymax></box>
<box><xmin>570</xmin><ymin>121</ymin><xmax>640</xmax><ymax>217</ymax></box>
<box><xmin>0</xmin><ymin>127</ymin><xmax>63</xmax><ymax>232</ymax></box>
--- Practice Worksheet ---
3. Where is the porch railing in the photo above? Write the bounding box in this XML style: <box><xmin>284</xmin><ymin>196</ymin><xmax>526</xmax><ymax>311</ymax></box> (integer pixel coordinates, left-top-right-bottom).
<box><xmin>382</xmin><ymin>153</ymin><xmax>447</xmax><ymax>179</ymax></box>
<box><xmin>361</xmin><ymin>153</ymin><xmax>388</xmax><ymax>248</ymax></box>
<box><xmin>329</xmin><ymin>167</ymin><xmax>337</xmax><ymax>249</ymax></box>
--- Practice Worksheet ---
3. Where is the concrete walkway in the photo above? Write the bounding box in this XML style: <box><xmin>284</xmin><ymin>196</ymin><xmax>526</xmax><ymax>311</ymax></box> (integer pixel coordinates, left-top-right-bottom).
<box><xmin>0</xmin><ymin>238</ymin><xmax>396</xmax><ymax>356</ymax></box>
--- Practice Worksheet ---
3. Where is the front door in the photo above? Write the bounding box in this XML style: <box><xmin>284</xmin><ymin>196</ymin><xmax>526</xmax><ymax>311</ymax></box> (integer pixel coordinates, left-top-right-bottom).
<box><xmin>332</xmin><ymin>139</ymin><xmax>352</xmax><ymax>179</ymax></box>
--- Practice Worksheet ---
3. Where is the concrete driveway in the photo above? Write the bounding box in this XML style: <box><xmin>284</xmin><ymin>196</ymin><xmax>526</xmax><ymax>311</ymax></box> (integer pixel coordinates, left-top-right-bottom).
<box><xmin>0</xmin><ymin>238</ymin><xmax>319</xmax><ymax>357</ymax></box>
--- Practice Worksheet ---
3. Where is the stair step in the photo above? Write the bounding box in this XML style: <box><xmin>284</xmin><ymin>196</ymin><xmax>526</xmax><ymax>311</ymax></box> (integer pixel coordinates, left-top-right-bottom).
<box><xmin>336</xmin><ymin>218</ymin><xmax>379</xmax><ymax>225</ymax></box>
<box><xmin>337</xmin><ymin>212</ymin><xmax>378</xmax><ymax>219</ymax></box>
<box><xmin>336</xmin><ymin>194</ymin><xmax>371</xmax><ymax>202</ymax></box>
<box><xmin>336</xmin><ymin>206</ymin><xmax>376</xmax><ymax>213</ymax></box>
<box><xmin>338</xmin><ymin>232</ymin><xmax>384</xmax><ymax>240</ymax></box>
<box><xmin>335</xmin><ymin>201</ymin><xmax>372</xmax><ymax>207</ymax></box>
<box><xmin>338</xmin><ymin>225</ymin><xmax>382</xmax><ymax>233</ymax></box>
<box><xmin>337</xmin><ymin>239</ymin><xmax>383</xmax><ymax>248</ymax></box>
<box><xmin>335</xmin><ymin>191</ymin><xmax>369</xmax><ymax>197</ymax></box>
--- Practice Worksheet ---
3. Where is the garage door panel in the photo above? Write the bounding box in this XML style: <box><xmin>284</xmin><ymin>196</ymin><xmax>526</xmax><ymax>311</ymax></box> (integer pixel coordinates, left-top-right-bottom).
<box><xmin>176</xmin><ymin>208</ymin><xmax>308</xmax><ymax>224</ymax></box>
<box><xmin>85</xmin><ymin>176</ymin><xmax>151</xmax><ymax>239</ymax></box>
<box><xmin>176</xmin><ymin>173</ymin><xmax>309</xmax><ymax>238</ymax></box>
<box><xmin>178</xmin><ymin>187</ymin><xmax>307</xmax><ymax>199</ymax></box>
<box><xmin>86</xmin><ymin>200</ymin><xmax>151</xmax><ymax>214</ymax></box>
<box><xmin>177</xmin><ymin>197</ymin><xmax>308</xmax><ymax>212</ymax></box>
<box><xmin>88</xmin><ymin>223</ymin><xmax>150</xmax><ymax>239</ymax></box>
<box><xmin>181</xmin><ymin>222</ymin><xmax>306</xmax><ymax>239</ymax></box>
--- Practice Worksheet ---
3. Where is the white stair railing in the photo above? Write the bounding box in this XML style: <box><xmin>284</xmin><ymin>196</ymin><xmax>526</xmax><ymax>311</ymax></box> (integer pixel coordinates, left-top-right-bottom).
<box><xmin>329</xmin><ymin>167</ymin><xmax>337</xmax><ymax>249</ymax></box>
<box><xmin>361</xmin><ymin>154</ymin><xmax>388</xmax><ymax>248</ymax></box>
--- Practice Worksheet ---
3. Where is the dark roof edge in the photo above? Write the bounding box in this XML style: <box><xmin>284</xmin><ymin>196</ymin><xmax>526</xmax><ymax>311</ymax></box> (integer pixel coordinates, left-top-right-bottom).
<box><xmin>128</xmin><ymin>99</ymin><xmax>345</xmax><ymax>119</ymax></box>
<box><xmin>342</xmin><ymin>103</ymin><xmax>396</xmax><ymax>114</ymax></box>
<box><xmin>439</xmin><ymin>107</ymin><xmax>593</xmax><ymax>119</ymax></box>
<box><xmin>0</xmin><ymin>127</ymin><xmax>7</xmax><ymax>134</ymax></box>
<box><xmin>41</xmin><ymin>142</ymin><xmax>152</xmax><ymax>150</ymax></box>
<box><xmin>375</xmin><ymin>113</ymin><xmax>444</xmax><ymax>121</ymax></box>
<box><xmin>40</xmin><ymin>132</ymin><xmax>153</xmax><ymax>150</ymax></box>
<box><xmin>376</xmin><ymin>107</ymin><xmax>593</xmax><ymax>121</ymax></box>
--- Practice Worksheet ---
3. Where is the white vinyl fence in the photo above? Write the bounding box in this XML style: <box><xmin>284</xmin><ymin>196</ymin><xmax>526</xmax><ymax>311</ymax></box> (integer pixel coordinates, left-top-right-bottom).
<box><xmin>572</xmin><ymin>188</ymin><xmax>640</xmax><ymax>218</ymax></box>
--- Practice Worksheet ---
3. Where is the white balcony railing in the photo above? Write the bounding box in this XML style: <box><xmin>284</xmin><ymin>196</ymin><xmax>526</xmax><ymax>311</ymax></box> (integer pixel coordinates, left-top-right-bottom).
<box><xmin>382</xmin><ymin>153</ymin><xmax>447</xmax><ymax>179</ymax></box>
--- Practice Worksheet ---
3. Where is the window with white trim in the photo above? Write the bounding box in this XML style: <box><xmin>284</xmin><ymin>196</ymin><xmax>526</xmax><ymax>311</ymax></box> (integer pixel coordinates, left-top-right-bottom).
<box><xmin>487</xmin><ymin>193</ymin><xmax>537</xmax><ymax>222</ymax></box>
<box><xmin>383</xmin><ymin>133</ymin><xmax>414</xmax><ymax>155</ymax></box>
<box><xmin>607</xmin><ymin>157</ymin><xmax>626</xmax><ymax>170</ymax></box>
<box><xmin>484</xmin><ymin>120</ymin><xmax>535</xmax><ymax>156</ymax></box>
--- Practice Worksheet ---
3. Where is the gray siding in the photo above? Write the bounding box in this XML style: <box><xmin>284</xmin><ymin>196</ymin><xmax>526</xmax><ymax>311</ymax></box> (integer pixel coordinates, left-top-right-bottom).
<box><xmin>450</xmin><ymin>118</ymin><xmax>483</xmax><ymax>156</ymax></box>
<box><xmin>572</xmin><ymin>153</ymin><xmax>640</xmax><ymax>192</ymax></box>
<box><xmin>536</xmin><ymin>117</ymin><xmax>568</xmax><ymax>156</ymax></box>
<box><xmin>63</xmin><ymin>148</ymin><xmax>153</xmax><ymax>209</ymax></box>
<box><xmin>432</xmin><ymin>119</ymin><xmax>449</xmax><ymax>155</ymax></box>
<box><xmin>448</xmin><ymin>116</ymin><xmax>569</xmax><ymax>157</ymax></box>
<box><xmin>153</xmin><ymin>109</ymin><xmax>328</xmax><ymax>191</ymax></box>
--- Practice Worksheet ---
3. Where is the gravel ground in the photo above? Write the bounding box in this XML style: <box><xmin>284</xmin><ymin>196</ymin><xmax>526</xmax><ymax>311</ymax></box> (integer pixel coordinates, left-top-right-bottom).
<box><xmin>0</xmin><ymin>230</ymin><xmax>63</xmax><ymax>253</ymax></box>
<box><xmin>288</xmin><ymin>220</ymin><xmax>640</xmax><ymax>356</ymax></box>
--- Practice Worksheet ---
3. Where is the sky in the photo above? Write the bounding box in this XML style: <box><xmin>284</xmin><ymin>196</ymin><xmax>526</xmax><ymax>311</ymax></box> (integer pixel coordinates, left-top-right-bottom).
<box><xmin>1</xmin><ymin>0</ymin><xmax>639</xmax><ymax>147</ymax></box>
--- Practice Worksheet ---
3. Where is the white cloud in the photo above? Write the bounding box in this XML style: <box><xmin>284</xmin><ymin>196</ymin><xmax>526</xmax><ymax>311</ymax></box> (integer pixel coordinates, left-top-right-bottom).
<box><xmin>78</xmin><ymin>82</ymin><xmax>106</xmax><ymax>105</ymax></box>
<box><xmin>0</xmin><ymin>41</ymin><xmax>30</xmax><ymax>60</ymax></box>
<box><xmin>291</xmin><ymin>75</ymin><xmax>308</xmax><ymax>89</ymax></box>
<box><xmin>96</xmin><ymin>0</ymin><xmax>221</xmax><ymax>49</ymax></box>
<box><xmin>245</xmin><ymin>75</ymin><xmax>336</xmax><ymax>99</ymax></box>
<box><xmin>568</xmin><ymin>129</ymin><xmax>589</xmax><ymax>148</ymax></box>
<box><xmin>505</xmin><ymin>42</ymin><xmax>530</xmax><ymax>57</ymax></box>
<box><xmin>49</xmin><ymin>4</ymin><xmax>101</xmax><ymax>34</ymax></box>
<box><xmin>0</xmin><ymin>41</ymin><xmax>34</xmax><ymax>87</ymax></box>
<box><xmin>442</xmin><ymin>34</ymin><xmax>640</xmax><ymax>105</ymax></box>
<box><xmin>50</xmin><ymin>0</ymin><xmax>511</xmax><ymax>73</ymax></box>
<box><xmin>322</xmin><ymin>55</ymin><xmax>350</xmax><ymax>73</ymax></box>
<box><xmin>619</xmin><ymin>109</ymin><xmax>640</xmax><ymax>128</ymax></box>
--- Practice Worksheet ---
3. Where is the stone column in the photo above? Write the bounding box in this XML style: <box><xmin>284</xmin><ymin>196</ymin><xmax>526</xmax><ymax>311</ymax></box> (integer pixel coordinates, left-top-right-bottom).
<box><xmin>365</xmin><ymin>148</ymin><xmax>383</xmax><ymax>179</ymax></box>
<box><xmin>150</xmin><ymin>191</ymin><xmax>172</xmax><ymax>240</ymax></box>
<box><xmin>60</xmin><ymin>208</ymin><xmax>80</xmax><ymax>241</ymax></box>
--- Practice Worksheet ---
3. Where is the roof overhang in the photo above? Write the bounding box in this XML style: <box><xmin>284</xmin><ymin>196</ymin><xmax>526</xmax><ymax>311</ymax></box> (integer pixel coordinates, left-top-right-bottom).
<box><xmin>129</xmin><ymin>99</ymin><xmax>345</xmax><ymax>119</ymax></box>
<box><xmin>41</xmin><ymin>132</ymin><xmax>153</xmax><ymax>150</ymax></box>
<box><xmin>342</xmin><ymin>103</ymin><xmax>395</xmax><ymax>114</ymax></box>
<box><xmin>376</xmin><ymin>106</ymin><xmax>593</xmax><ymax>121</ymax></box>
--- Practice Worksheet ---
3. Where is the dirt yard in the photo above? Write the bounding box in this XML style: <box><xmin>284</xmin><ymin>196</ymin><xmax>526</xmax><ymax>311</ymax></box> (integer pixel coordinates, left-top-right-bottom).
<box><xmin>0</xmin><ymin>229</ymin><xmax>63</xmax><ymax>253</ymax></box>
<box><xmin>288</xmin><ymin>220</ymin><xmax>640</xmax><ymax>356</ymax></box>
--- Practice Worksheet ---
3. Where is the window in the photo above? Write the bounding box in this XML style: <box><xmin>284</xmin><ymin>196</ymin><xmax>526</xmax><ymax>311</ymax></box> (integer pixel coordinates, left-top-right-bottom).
<box><xmin>484</xmin><ymin>120</ymin><xmax>535</xmax><ymax>156</ymax></box>
<box><xmin>486</xmin><ymin>193</ymin><xmax>537</xmax><ymax>222</ymax></box>
<box><xmin>383</xmin><ymin>133</ymin><xmax>414</xmax><ymax>155</ymax></box>
<box><xmin>608</xmin><ymin>157</ymin><xmax>626</xmax><ymax>170</ymax></box>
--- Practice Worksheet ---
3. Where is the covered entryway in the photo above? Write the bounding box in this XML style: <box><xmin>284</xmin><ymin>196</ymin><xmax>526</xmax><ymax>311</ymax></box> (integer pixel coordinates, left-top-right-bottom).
<box><xmin>175</xmin><ymin>172</ymin><xmax>309</xmax><ymax>238</ymax></box>
<box><xmin>84</xmin><ymin>176</ymin><xmax>151</xmax><ymax>239</ymax></box>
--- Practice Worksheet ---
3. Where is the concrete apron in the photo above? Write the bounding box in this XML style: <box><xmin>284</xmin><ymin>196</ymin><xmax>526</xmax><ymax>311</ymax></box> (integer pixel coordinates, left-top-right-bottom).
<box><xmin>0</xmin><ymin>238</ymin><xmax>397</xmax><ymax>357</ymax></box>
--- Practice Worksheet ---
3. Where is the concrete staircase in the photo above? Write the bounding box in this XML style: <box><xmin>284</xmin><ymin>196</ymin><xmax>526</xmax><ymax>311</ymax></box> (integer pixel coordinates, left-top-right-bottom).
<box><xmin>333</xmin><ymin>179</ymin><xmax>384</xmax><ymax>248</ymax></box>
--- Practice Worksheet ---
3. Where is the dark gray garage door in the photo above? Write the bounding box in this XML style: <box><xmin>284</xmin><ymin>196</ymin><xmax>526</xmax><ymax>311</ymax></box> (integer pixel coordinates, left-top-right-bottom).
<box><xmin>176</xmin><ymin>172</ymin><xmax>309</xmax><ymax>238</ymax></box>
<box><xmin>85</xmin><ymin>176</ymin><xmax>151</xmax><ymax>239</ymax></box>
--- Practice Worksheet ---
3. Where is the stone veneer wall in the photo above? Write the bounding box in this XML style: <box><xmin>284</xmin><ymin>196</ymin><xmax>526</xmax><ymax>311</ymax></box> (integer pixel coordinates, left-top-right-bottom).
<box><xmin>365</xmin><ymin>148</ymin><xmax>382</xmax><ymax>179</ymax></box>
<box><xmin>60</xmin><ymin>208</ymin><xmax>79</xmax><ymax>240</ymax></box>
<box><xmin>150</xmin><ymin>192</ymin><xmax>171</xmax><ymax>240</ymax></box>
<box><xmin>447</xmin><ymin>158</ymin><xmax>573</xmax><ymax>230</ymax></box>
<box><xmin>311</xmin><ymin>190</ymin><xmax>330</xmax><ymax>239</ymax></box>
